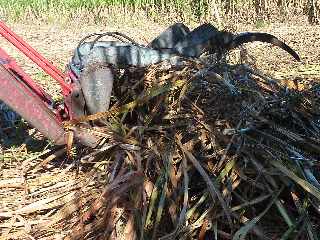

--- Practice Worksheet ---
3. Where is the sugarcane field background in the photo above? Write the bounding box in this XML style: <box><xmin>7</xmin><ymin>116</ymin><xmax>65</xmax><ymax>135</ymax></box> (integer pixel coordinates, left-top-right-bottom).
<box><xmin>1</xmin><ymin>0</ymin><xmax>320</xmax><ymax>239</ymax></box>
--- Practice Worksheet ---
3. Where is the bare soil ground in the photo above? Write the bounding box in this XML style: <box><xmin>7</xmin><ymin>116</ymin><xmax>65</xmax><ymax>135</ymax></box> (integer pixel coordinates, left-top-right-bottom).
<box><xmin>1</xmin><ymin>18</ymin><xmax>320</xmax><ymax>239</ymax></box>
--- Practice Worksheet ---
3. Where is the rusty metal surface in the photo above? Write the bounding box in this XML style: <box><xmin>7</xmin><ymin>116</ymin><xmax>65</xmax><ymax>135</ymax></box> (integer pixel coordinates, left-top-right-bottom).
<box><xmin>0</xmin><ymin>64</ymin><xmax>66</xmax><ymax>145</ymax></box>
<box><xmin>63</xmin><ymin>81</ymin><xmax>87</xmax><ymax>120</ymax></box>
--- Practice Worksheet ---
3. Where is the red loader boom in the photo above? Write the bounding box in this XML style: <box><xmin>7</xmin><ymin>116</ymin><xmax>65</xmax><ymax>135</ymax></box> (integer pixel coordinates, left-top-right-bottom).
<box><xmin>0</xmin><ymin>20</ymin><xmax>98</xmax><ymax>147</ymax></box>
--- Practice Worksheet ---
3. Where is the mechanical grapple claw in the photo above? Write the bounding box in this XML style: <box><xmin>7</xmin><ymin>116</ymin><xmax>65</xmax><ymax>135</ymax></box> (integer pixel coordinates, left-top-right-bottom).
<box><xmin>0</xmin><ymin>21</ymin><xmax>300</xmax><ymax>147</ymax></box>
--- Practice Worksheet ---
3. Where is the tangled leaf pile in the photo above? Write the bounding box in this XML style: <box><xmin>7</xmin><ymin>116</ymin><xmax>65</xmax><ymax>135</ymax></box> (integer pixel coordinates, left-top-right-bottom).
<box><xmin>1</xmin><ymin>56</ymin><xmax>320</xmax><ymax>239</ymax></box>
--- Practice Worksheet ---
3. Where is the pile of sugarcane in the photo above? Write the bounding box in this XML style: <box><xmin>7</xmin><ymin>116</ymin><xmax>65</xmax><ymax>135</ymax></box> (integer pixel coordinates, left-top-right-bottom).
<box><xmin>58</xmin><ymin>55</ymin><xmax>320</xmax><ymax>239</ymax></box>
<box><xmin>1</xmin><ymin>55</ymin><xmax>320</xmax><ymax>239</ymax></box>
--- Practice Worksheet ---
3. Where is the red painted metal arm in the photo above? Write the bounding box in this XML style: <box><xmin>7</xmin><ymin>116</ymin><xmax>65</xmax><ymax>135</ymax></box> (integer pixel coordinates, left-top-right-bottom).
<box><xmin>0</xmin><ymin>47</ymin><xmax>53</xmax><ymax>105</ymax></box>
<box><xmin>0</xmin><ymin>64</ymin><xmax>66</xmax><ymax>145</ymax></box>
<box><xmin>0</xmin><ymin>20</ymin><xmax>72</xmax><ymax>95</ymax></box>
<box><xmin>0</xmin><ymin>21</ymin><xmax>102</xmax><ymax>147</ymax></box>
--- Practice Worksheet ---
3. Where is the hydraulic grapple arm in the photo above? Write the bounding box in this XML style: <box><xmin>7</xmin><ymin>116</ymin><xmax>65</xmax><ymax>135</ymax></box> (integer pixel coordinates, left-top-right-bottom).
<box><xmin>0</xmin><ymin>20</ymin><xmax>100</xmax><ymax>146</ymax></box>
<box><xmin>0</xmin><ymin>63</ymin><xmax>66</xmax><ymax>145</ymax></box>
